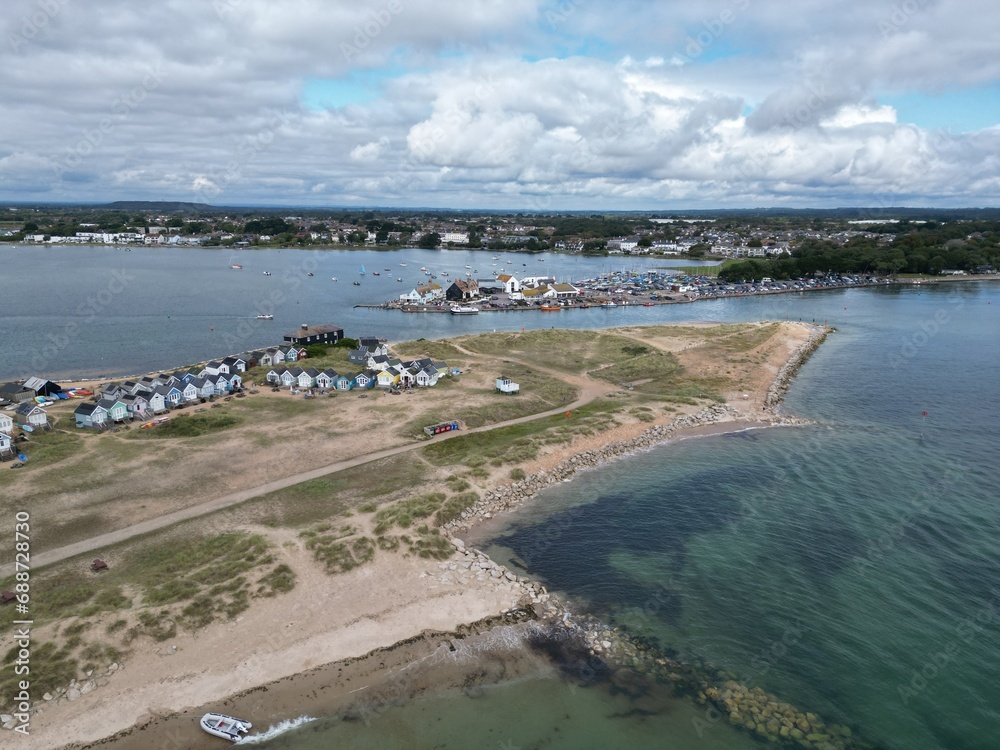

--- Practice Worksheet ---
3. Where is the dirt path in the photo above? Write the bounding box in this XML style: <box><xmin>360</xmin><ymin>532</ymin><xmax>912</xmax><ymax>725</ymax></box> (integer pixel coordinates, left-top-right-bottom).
<box><xmin>3</xmin><ymin>358</ymin><xmax>607</xmax><ymax>576</ymax></box>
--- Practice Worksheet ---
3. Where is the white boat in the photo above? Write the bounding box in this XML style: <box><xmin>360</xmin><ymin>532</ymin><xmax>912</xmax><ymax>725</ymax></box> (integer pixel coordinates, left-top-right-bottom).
<box><xmin>450</xmin><ymin>305</ymin><xmax>480</xmax><ymax>315</ymax></box>
<box><xmin>230</xmin><ymin>264</ymin><xmax>243</xmax><ymax>270</ymax></box>
<box><xmin>262</xmin><ymin>271</ymin><xmax>271</xmax><ymax>276</ymax></box>
<box><xmin>331</xmin><ymin>277</ymin><xmax>337</xmax><ymax>281</ymax></box>
<box><xmin>199</xmin><ymin>713</ymin><xmax>252</xmax><ymax>742</ymax></box>
<box><xmin>255</xmin><ymin>314</ymin><xmax>273</xmax><ymax>320</ymax></box>
<box><xmin>601</xmin><ymin>301</ymin><xmax>617</xmax><ymax>307</ymax></box>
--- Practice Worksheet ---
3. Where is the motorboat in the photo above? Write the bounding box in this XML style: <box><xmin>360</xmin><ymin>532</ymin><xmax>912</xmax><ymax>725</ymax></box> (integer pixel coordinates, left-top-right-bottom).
<box><xmin>601</xmin><ymin>301</ymin><xmax>617</xmax><ymax>307</ymax></box>
<box><xmin>331</xmin><ymin>277</ymin><xmax>338</xmax><ymax>281</ymax></box>
<box><xmin>255</xmin><ymin>314</ymin><xmax>273</xmax><ymax>320</ymax></box>
<box><xmin>353</xmin><ymin>280</ymin><xmax>361</xmax><ymax>286</ymax></box>
<box><xmin>230</xmin><ymin>264</ymin><xmax>243</xmax><ymax>270</ymax></box>
<box><xmin>540</xmin><ymin>304</ymin><xmax>561</xmax><ymax>311</ymax></box>
<box><xmin>199</xmin><ymin>713</ymin><xmax>252</xmax><ymax>742</ymax></box>
<box><xmin>262</xmin><ymin>271</ymin><xmax>271</xmax><ymax>276</ymax></box>
<box><xmin>450</xmin><ymin>305</ymin><xmax>480</xmax><ymax>315</ymax></box>
<box><xmin>307</xmin><ymin>272</ymin><xmax>314</xmax><ymax>277</ymax></box>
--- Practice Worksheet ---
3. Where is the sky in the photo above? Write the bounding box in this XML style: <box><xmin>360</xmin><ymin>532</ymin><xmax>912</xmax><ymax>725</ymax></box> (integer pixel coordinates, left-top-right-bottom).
<box><xmin>2</xmin><ymin>0</ymin><xmax>999</xmax><ymax>210</ymax></box>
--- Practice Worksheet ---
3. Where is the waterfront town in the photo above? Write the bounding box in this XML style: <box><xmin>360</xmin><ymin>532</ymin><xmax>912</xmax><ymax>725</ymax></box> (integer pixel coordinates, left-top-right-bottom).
<box><xmin>3</xmin><ymin>205</ymin><xmax>999</xmax><ymax>278</ymax></box>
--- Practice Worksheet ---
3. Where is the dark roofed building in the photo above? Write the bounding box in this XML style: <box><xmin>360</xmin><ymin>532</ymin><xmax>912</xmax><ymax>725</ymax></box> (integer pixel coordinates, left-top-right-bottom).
<box><xmin>445</xmin><ymin>279</ymin><xmax>479</xmax><ymax>301</ymax></box>
<box><xmin>283</xmin><ymin>323</ymin><xmax>344</xmax><ymax>346</ymax></box>
<box><xmin>0</xmin><ymin>382</ymin><xmax>34</xmax><ymax>404</ymax></box>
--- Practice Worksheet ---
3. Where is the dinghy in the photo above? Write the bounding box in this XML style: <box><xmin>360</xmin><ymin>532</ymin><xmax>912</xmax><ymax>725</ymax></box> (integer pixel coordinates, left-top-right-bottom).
<box><xmin>199</xmin><ymin>713</ymin><xmax>252</xmax><ymax>742</ymax></box>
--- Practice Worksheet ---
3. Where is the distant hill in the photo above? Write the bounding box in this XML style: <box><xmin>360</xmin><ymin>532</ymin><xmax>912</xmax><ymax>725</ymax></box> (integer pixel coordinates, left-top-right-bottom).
<box><xmin>102</xmin><ymin>201</ymin><xmax>215</xmax><ymax>212</ymax></box>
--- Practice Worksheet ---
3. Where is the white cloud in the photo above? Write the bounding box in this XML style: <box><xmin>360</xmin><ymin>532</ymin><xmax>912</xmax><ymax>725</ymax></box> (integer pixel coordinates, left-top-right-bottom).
<box><xmin>0</xmin><ymin>0</ymin><xmax>998</xmax><ymax>207</ymax></box>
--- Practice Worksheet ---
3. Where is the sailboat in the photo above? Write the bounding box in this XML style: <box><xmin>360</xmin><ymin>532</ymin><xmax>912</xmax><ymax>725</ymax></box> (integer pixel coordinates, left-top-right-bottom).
<box><xmin>360</xmin><ymin>264</ymin><xmax>366</xmax><ymax>276</ymax></box>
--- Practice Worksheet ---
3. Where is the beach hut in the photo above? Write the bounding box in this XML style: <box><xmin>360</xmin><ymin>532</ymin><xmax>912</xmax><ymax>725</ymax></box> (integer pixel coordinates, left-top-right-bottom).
<box><xmin>15</xmin><ymin>403</ymin><xmax>49</xmax><ymax>429</ymax></box>
<box><xmin>98</xmin><ymin>398</ymin><xmax>130</xmax><ymax>422</ymax></box>
<box><xmin>0</xmin><ymin>432</ymin><xmax>15</xmax><ymax>457</ymax></box>
<box><xmin>297</xmin><ymin>368</ymin><xmax>319</xmax><ymax>389</ymax></box>
<box><xmin>148</xmin><ymin>388</ymin><xmax>168</xmax><ymax>413</ymax></box>
<box><xmin>376</xmin><ymin>370</ymin><xmax>401</xmax><ymax>389</ymax></box>
<box><xmin>334</xmin><ymin>374</ymin><xmax>353</xmax><ymax>391</ymax></box>
<box><xmin>75</xmin><ymin>402</ymin><xmax>110</xmax><ymax>429</ymax></box>
<box><xmin>316</xmin><ymin>369</ymin><xmax>337</xmax><ymax>389</ymax></box>
<box><xmin>0</xmin><ymin>412</ymin><xmax>13</xmax><ymax>435</ymax></box>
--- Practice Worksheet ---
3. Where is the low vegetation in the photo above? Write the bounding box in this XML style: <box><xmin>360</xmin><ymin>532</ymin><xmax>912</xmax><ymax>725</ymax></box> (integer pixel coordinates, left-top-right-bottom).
<box><xmin>126</xmin><ymin>410</ymin><xmax>242</xmax><ymax>439</ymax></box>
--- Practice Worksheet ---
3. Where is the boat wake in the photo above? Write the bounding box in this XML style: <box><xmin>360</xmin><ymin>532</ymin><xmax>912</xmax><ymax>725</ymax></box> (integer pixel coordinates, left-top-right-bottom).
<box><xmin>235</xmin><ymin>715</ymin><xmax>317</xmax><ymax>744</ymax></box>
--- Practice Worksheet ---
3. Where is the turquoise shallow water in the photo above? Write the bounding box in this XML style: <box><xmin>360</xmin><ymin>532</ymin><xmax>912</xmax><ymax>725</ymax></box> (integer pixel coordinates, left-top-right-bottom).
<box><xmin>259</xmin><ymin>282</ymin><xmax>998</xmax><ymax>749</ymax></box>
<box><xmin>5</xmin><ymin>255</ymin><xmax>995</xmax><ymax>748</ymax></box>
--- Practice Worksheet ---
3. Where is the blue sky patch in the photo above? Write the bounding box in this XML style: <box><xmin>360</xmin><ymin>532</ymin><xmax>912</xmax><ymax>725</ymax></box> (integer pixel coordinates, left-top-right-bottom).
<box><xmin>881</xmin><ymin>87</ymin><xmax>1000</xmax><ymax>132</ymax></box>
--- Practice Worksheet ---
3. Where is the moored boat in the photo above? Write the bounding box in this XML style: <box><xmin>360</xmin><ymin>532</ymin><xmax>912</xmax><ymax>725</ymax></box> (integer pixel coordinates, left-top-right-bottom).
<box><xmin>450</xmin><ymin>305</ymin><xmax>480</xmax><ymax>315</ymax></box>
<box><xmin>199</xmin><ymin>713</ymin><xmax>252</xmax><ymax>742</ymax></box>
<box><xmin>540</xmin><ymin>304</ymin><xmax>561</xmax><ymax>311</ymax></box>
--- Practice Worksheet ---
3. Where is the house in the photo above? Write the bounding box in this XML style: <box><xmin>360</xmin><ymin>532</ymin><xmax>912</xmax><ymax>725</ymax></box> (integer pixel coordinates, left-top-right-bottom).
<box><xmin>348</xmin><ymin>346</ymin><xmax>370</xmax><ymax>365</ymax></box>
<box><xmin>171</xmin><ymin>370</ymin><xmax>197</xmax><ymax>383</ymax></box>
<box><xmin>496</xmin><ymin>274</ymin><xmax>521</xmax><ymax>294</ymax></box>
<box><xmin>222</xmin><ymin>356</ymin><xmax>247</xmax><ymax>373</ymax></box>
<box><xmin>121</xmin><ymin>393</ymin><xmax>151</xmax><ymax>419</ymax></box>
<box><xmin>398</xmin><ymin>283</ymin><xmax>444</xmax><ymax>304</ymax></box>
<box><xmin>522</xmin><ymin>285</ymin><xmax>558</xmax><ymax>301</ymax></box>
<box><xmin>75</xmin><ymin>402</ymin><xmax>109</xmax><ymax>429</ymax></box>
<box><xmin>316</xmin><ymin>369</ymin><xmax>337</xmax><ymax>389</ymax></box>
<box><xmin>182</xmin><ymin>382</ymin><xmax>200</xmax><ymax>402</ymax></box>
<box><xmin>353</xmin><ymin>370</ymin><xmax>376</xmax><ymax>389</ymax></box>
<box><xmin>147</xmin><ymin>389</ymin><xmax>168</xmax><ymax>413</ymax></box>
<box><xmin>243</xmin><ymin>351</ymin><xmax>264</xmax><ymax>368</ymax></box>
<box><xmin>285</xmin><ymin>347</ymin><xmax>304</xmax><ymax>362</ymax></box>
<box><xmin>279</xmin><ymin>367</ymin><xmax>301</xmax><ymax>387</ymax></box>
<box><xmin>190</xmin><ymin>376</ymin><xmax>215</xmax><ymax>400</ymax></box>
<box><xmin>0</xmin><ymin>382</ymin><xmax>35</xmax><ymax>404</ymax></box>
<box><xmin>297</xmin><ymin>367</ymin><xmax>320</xmax><ymax>389</ymax></box>
<box><xmin>121</xmin><ymin>380</ymin><xmax>143</xmax><ymax>395</ymax></box>
<box><xmin>100</xmin><ymin>384</ymin><xmax>127</xmax><ymax>401</ymax></box>
<box><xmin>415</xmin><ymin>365</ymin><xmax>440</xmax><ymax>387</ymax></box>
<box><xmin>399</xmin><ymin>367</ymin><xmax>418</xmax><ymax>388</ymax></box>
<box><xmin>202</xmin><ymin>361</ymin><xmax>224</xmax><ymax>376</ymax></box>
<box><xmin>0</xmin><ymin>412</ymin><xmax>14</xmax><ymax>434</ymax></box>
<box><xmin>282</xmin><ymin>323</ymin><xmax>344</xmax><ymax>347</ymax></box>
<box><xmin>368</xmin><ymin>354</ymin><xmax>391</xmax><ymax>371</ymax></box>
<box><xmin>0</xmin><ymin>432</ymin><xmax>13</xmax><ymax>458</ymax></box>
<box><xmin>376</xmin><ymin>370</ymin><xmax>401</xmax><ymax>389</ymax></box>
<box><xmin>551</xmin><ymin>282</ymin><xmax>580</xmax><ymax>298</ymax></box>
<box><xmin>98</xmin><ymin>398</ymin><xmax>130</xmax><ymax>422</ymax></box>
<box><xmin>162</xmin><ymin>385</ymin><xmax>184</xmax><ymax>407</ymax></box>
<box><xmin>15</xmin><ymin>402</ymin><xmax>49</xmax><ymax>429</ymax></box>
<box><xmin>445</xmin><ymin>279</ymin><xmax>479</xmax><ymax>301</ymax></box>
<box><xmin>265</xmin><ymin>367</ymin><xmax>285</xmax><ymax>384</ymax></box>
<box><xmin>208</xmin><ymin>374</ymin><xmax>231</xmax><ymax>394</ymax></box>
<box><xmin>358</xmin><ymin>337</ymin><xmax>388</xmax><ymax>356</ymax></box>
<box><xmin>23</xmin><ymin>377</ymin><xmax>63</xmax><ymax>398</ymax></box>
<box><xmin>496</xmin><ymin>377</ymin><xmax>520</xmax><ymax>394</ymax></box>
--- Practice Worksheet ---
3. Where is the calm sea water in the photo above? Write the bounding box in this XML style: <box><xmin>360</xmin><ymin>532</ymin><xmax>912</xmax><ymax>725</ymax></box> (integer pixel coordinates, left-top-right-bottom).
<box><xmin>0</xmin><ymin>244</ymin><xmax>715</xmax><ymax>381</ymax></box>
<box><xmin>4</xmin><ymin>247</ymin><xmax>997</xmax><ymax>749</ymax></box>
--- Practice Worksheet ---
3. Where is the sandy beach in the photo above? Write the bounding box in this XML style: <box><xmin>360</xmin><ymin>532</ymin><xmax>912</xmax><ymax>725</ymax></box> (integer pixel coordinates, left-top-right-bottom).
<box><xmin>2</xmin><ymin>322</ymin><xmax>827</xmax><ymax>748</ymax></box>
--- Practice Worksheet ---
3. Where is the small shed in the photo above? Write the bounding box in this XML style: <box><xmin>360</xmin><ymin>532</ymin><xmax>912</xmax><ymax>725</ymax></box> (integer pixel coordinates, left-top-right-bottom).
<box><xmin>0</xmin><ymin>591</ymin><xmax>16</xmax><ymax>604</ymax></box>
<box><xmin>90</xmin><ymin>559</ymin><xmax>109</xmax><ymax>572</ymax></box>
<box><xmin>496</xmin><ymin>377</ymin><xmax>520</xmax><ymax>394</ymax></box>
